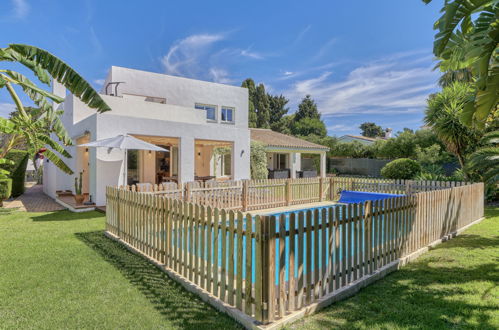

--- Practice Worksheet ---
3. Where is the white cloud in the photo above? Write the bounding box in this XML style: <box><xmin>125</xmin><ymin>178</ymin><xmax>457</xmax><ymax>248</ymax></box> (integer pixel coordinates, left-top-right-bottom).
<box><xmin>93</xmin><ymin>79</ymin><xmax>105</xmax><ymax>86</ymax></box>
<box><xmin>310</xmin><ymin>37</ymin><xmax>338</xmax><ymax>62</ymax></box>
<box><xmin>11</xmin><ymin>0</ymin><xmax>29</xmax><ymax>19</ymax></box>
<box><xmin>283</xmin><ymin>71</ymin><xmax>294</xmax><ymax>76</ymax></box>
<box><xmin>240</xmin><ymin>48</ymin><xmax>264</xmax><ymax>60</ymax></box>
<box><xmin>161</xmin><ymin>33</ymin><xmax>226</xmax><ymax>76</ymax></box>
<box><xmin>292</xmin><ymin>25</ymin><xmax>312</xmax><ymax>45</ymax></box>
<box><xmin>0</xmin><ymin>103</ymin><xmax>15</xmax><ymax>118</ymax></box>
<box><xmin>285</xmin><ymin>51</ymin><xmax>439</xmax><ymax>116</ymax></box>
<box><xmin>160</xmin><ymin>32</ymin><xmax>267</xmax><ymax>84</ymax></box>
<box><xmin>327</xmin><ymin>124</ymin><xmax>351</xmax><ymax>132</ymax></box>
<box><xmin>209</xmin><ymin>68</ymin><xmax>234</xmax><ymax>84</ymax></box>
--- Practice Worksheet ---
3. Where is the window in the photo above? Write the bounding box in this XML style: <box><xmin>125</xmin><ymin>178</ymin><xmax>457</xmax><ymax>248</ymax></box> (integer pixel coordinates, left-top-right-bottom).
<box><xmin>221</xmin><ymin>107</ymin><xmax>234</xmax><ymax>123</ymax></box>
<box><xmin>127</xmin><ymin>150</ymin><xmax>140</xmax><ymax>185</ymax></box>
<box><xmin>275</xmin><ymin>153</ymin><xmax>287</xmax><ymax>170</ymax></box>
<box><xmin>195</xmin><ymin>103</ymin><xmax>217</xmax><ymax>121</ymax></box>
<box><xmin>221</xmin><ymin>153</ymin><xmax>231</xmax><ymax>176</ymax></box>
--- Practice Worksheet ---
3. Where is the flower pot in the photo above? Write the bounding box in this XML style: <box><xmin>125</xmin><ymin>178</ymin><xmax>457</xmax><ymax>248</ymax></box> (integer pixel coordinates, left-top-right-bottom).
<box><xmin>74</xmin><ymin>194</ymin><xmax>85</xmax><ymax>205</ymax></box>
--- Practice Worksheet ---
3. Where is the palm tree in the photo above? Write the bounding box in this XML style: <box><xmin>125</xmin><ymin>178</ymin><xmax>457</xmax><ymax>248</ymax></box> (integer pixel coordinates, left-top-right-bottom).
<box><xmin>425</xmin><ymin>82</ymin><xmax>482</xmax><ymax>176</ymax></box>
<box><xmin>423</xmin><ymin>0</ymin><xmax>498</xmax><ymax>126</ymax></box>
<box><xmin>0</xmin><ymin>44</ymin><xmax>110</xmax><ymax>175</ymax></box>
<box><xmin>469</xmin><ymin>130</ymin><xmax>499</xmax><ymax>184</ymax></box>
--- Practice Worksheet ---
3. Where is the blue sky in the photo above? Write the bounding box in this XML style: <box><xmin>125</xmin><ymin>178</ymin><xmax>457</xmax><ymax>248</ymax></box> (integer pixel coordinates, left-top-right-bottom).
<box><xmin>0</xmin><ymin>0</ymin><xmax>442</xmax><ymax>136</ymax></box>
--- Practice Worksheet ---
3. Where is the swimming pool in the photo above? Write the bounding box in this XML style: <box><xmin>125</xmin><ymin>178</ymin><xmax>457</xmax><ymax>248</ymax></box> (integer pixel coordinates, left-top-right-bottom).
<box><xmin>170</xmin><ymin>191</ymin><xmax>405</xmax><ymax>284</ymax></box>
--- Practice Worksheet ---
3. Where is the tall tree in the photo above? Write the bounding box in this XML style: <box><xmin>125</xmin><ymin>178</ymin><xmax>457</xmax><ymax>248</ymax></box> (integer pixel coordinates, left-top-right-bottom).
<box><xmin>425</xmin><ymin>82</ymin><xmax>482</xmax><ymax>175</ymax></box>
<box><xmin>423</xmin><ymin>0</ymin><xmax>498</xmax><ymax>126</ymax></box>
<box><xmin>241</xmin><ymin>78</ymin><xmax>257</xmax><ymax>128</ymax></box>
<box><xmin>255</xmin><ymin>84</ymin><xmax>270</xmax><ymax>128</ymax></box>
<box><xmin>294</xmin><ymin>95</ymin><xmax>321</xmax><ymax>121</ymax></box>
<box><xmin>0</xmin><ymin>44</ymin><xmax>110</xmax><ymax>175</ymax></box>
<box><xmin>290</xmin><ymin>95</ymin><xmax>327</xmax><ymax>138</ymax></box>
<box><xmin>359</xmin><ymin>122</ymin><xmax>384</xmax><ymax>138</ymax></box>
<box><xmin>268</xmin><ymin>94</ymin><xmax>289</xmax><ymax>132</ymax></box>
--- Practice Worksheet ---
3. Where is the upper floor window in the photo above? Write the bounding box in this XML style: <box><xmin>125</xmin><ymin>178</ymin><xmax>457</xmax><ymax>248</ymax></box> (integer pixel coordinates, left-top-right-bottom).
<box><xmin>221</xmin><ymin>107</ymin><xmax>235</xmax><ymax>123</ymax></box>
<box><xmin>195</xmin><ymin>103</ymin><xmax>217</xmax><ymax>121</ymax></box>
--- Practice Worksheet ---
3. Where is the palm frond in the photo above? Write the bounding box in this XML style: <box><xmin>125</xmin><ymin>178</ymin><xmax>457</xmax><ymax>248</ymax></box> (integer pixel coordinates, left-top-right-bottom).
<box><xmin>8</xmin><ymin>44</ymin><xmax>111</xmax><ymax>113</ymax></box>
<box><xmin>36</xmin><ymin>134</ymin><xmax>71</xmax><ymax>158</ymax></box>
<box><xmin>0</xmin><ymin>47</ymin><xmax>51</xmax><ymax>85</ymax></box>
<box><xmin>0</xmin><ymin>117</ymin><xmax>15</xmax><ymax>134</ymax></box>
<box><xmin>433</xmin><ymin>0</ymin><xmax>492</xmax><ymax>56</ymax></box>
<box><xmin>43</xmin><ymin>148</ymin><xmax>73</xmax><ymax>175</ymax></box>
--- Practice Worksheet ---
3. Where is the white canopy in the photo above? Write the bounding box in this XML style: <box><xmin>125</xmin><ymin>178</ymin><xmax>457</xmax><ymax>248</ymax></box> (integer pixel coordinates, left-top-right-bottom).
<box><xmin>79</xmin><ymin>134</ymin><xmax>168</xmax><ymax>152</ymax></box>
<box><xmin>79</xmin><ymin>134</ymin><xmax>168</xmax><ymax>186</ymax></box>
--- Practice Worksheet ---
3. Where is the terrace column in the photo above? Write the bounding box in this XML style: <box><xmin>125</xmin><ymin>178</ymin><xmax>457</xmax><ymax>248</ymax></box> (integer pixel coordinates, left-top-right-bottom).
<box><xmin>290</xmin><ymin>152</ymin><xmax>301</xmax><ymax>179</ymax></box>
<box><xmin>179</xmin><ymin>136</ymin><xmax>195</xmax><ymax>184</ymax></box>
<box><xmin>320</xmin><ymin>152</ymin><xmax>327</xmax><ymax>178</ymax></box>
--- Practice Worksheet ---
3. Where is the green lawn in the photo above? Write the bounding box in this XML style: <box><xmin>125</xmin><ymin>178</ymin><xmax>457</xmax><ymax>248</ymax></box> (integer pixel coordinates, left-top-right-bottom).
<box><xmin>0</xmin><ymin>208</ymin><xmax>497</xmax><ymax>329</ymax></box>
<box><xmin>0</xmin><ymin>210</ymin><xmax>239</xmax><ymax>329</ymax></box>
<box><xmin>287</xmin><ymin>208</ymin><xmax>499</xmax><ymax>330</ymax></box>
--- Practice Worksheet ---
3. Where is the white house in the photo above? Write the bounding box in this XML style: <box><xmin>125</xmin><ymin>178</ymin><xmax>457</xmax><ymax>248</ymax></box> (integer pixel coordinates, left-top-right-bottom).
<box><xmin>43</xmin><ymin>66</ymin><xmax>251</xmax><ymax>206</ymax></box>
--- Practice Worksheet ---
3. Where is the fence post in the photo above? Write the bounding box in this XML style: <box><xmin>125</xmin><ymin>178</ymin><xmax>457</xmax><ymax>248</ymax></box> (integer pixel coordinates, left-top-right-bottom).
<box><xmin>329</xmin><ymin>177</ymin><xmax>335</xmax><ymax>201</ymax></box>
<box><xmin>405</xmin><ymin>180</ymin><xmax>413</xmax><ymax>196</ymax></box>
<box><xmin>264</xmin><ymin>215</ymin><xmax>276</xmax><ymax>322</ymax></box>
<box><xmin>242</xmin><ymin>180</ymin><xmax>249</xmax><ymax>211</ymax></box>
<box><xmin>319</xmin><ymin>177</ymin><xmax>324</xmax><ymax>202</ymax></box>
<box><xmin>285</xmin><ymin>180</ymin><xmax>291</xmax><ymax>206</ymax></box>
<box><xmin>185</xmin><ymin>183</ymin><xmax>191</xmax><ymax>202</ymax></box>
<box><xmin>117</xmin><ymin>188</ymin><xmax>122</xmax><ymax>238</ymax></box>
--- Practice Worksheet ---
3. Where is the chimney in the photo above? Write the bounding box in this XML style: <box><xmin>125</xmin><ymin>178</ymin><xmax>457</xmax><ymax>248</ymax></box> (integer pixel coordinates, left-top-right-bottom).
<box><xmin>385</xmin><ymin>128</ymin><xmax>392</xmax><ymax>138</ymax></box>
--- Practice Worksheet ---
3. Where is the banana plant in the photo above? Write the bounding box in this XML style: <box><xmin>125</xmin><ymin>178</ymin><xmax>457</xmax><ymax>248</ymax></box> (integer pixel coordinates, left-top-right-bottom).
<box><xmin>423</xmin><ymin>0</ymin><xmax>498</xmax><ymax>126</ymax></box>
<box><xmin>0</xmin><ymin>44</ymin><xmax>111</xmax><ymax>175</ymax></box>
<box><xmin>469</xmin><ymin>130</ymin><xmax>499</xmax><ymax>184</ymax></box>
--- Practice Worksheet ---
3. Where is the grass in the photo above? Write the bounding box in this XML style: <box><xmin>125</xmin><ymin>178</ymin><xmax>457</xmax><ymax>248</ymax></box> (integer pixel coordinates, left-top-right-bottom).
<box><xmin>0</xmin><ymin>208</ymin><xmax>497</xmax><ymax>329</ymax></box>
<box><xmin>287</xmin><ymin>207</ymin><xmax>499</xmax><ymax>330</ymax></box>
<box><xmin>0</xmin><ymin>210</ymin><xmax>239</xmax><ymax>329</ymax></box>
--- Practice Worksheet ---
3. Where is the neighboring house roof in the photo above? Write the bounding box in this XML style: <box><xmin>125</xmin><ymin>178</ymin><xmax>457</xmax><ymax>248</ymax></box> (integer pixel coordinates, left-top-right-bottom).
<box><xmin>338</xmin><ymin>135</ymin><xmax>379</xmax><ymax>145</ymax></box>
<box><xmin>250</xmin><ymin>128</ymin><xmax>329</xmax><ymax>151</ymax></box>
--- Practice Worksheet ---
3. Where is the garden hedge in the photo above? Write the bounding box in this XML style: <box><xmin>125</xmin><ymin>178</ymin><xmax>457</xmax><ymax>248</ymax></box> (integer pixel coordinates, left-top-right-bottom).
<box><xmin>381</xmin><ymin>158</ymin><xmax>421</xmax><ymax>180</ymax></box>
<box><xmin>0</xmin><ymin>150</ymin><xmax>29</xmax><ymax>197</ymax></box>
<box><xmin>0</xmin><ymin>178</ymin><xmax>12</xmax><ymax>202</ymax></box>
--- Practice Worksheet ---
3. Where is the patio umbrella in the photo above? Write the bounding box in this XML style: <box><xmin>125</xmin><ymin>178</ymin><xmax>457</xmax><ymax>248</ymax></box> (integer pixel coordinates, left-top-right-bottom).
<box><xmin>79</xmin><ymin>134</ymin><xmax>168</xmax><ymax>186</ymax></box>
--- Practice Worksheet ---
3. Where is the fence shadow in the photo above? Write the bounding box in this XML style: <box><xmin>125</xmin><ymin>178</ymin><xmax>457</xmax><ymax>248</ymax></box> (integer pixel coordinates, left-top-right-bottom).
<box><xmin>289</xmin><ymin>233</ymin><xmax>498</xmax><ymax>329</ymax></box>
<box><xmin>75</xmin><ymin>231</ymin><xmax>241</xmax><ymax>329</ymax></box>
<box><xmin>31</xmin><ymin>210</ymin><xmax>104</xmax><ymax>222</ymax></box>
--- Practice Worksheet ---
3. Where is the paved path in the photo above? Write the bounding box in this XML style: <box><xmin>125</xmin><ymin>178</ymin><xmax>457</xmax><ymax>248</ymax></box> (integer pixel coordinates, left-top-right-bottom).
<box><xmin>3</xmin><ymin>185</ymin><xmax>65</xmax><ymax>212</ymax></box>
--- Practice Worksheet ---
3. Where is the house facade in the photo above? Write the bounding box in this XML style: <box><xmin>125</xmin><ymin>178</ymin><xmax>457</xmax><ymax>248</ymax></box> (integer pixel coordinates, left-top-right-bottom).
<box><xmin>250</xmin><ymin>129</ymin><xmax>328</xmax><ymax>178</ymax></box>
<box><xmin>43</xmin><ymin>66</ymin><xmax>251</xmax><ymax>206</ymax></box>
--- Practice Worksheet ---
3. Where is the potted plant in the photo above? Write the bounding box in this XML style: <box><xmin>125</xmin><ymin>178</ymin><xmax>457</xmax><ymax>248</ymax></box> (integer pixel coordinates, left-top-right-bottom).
<box><xmin>73</xmin><ymin>172</ymin><xmax>84</xmax><ymax>205</ymax></box>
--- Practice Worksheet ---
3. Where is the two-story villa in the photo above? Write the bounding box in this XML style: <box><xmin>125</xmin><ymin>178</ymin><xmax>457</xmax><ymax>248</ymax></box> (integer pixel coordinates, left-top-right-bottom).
<box><xmin>43</xmin><ymin>66</ymin><xmax>251</xmax><ymax>206</ymax></box>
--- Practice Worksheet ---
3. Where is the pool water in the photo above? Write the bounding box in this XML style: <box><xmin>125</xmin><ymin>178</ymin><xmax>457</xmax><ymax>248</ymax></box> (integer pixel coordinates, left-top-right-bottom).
<box><xmin>169</xmin><ymin>191</ymin><xmax>406</xmax><ymax>284</ymax></box>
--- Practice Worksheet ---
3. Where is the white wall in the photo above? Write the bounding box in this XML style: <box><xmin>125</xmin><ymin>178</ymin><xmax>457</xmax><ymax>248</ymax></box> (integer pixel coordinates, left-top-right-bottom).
<box><xmin>43</xmin><ymin>67</ymin><xmax>251</xmax><ymax>206</ymax></box>
<box><xmin>102</xmin><ymin>66</ymin><xmax>249</xmax><ymax>128</ymax></box>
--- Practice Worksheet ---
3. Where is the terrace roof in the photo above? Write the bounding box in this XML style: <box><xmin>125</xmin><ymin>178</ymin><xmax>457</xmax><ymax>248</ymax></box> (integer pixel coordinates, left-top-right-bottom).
<box><xmin>250</xmin><ymin>128</ymin><xmax>329</xmax><ymax>152</ymax></box>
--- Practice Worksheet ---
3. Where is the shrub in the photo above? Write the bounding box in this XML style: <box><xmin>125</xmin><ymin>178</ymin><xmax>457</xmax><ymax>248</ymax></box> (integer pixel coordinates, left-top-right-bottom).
<box><xmin>381</xmin><ymin>158</ymin><xmax>421</xmax><ymax>180</ymax></box>
<box><xmin>0</xmin><ymin>150</ymin><xmax>29</xmax><ymax>197</ymax></box>
<box><xmin>0</xmin><ymin>178</ymin><xmax>12</xmax><ymax>203</ymax></box>
<box><xmin>250</xmin><ymin>141</ymin><xmax>268</xmax><ymax>179</ymax></box>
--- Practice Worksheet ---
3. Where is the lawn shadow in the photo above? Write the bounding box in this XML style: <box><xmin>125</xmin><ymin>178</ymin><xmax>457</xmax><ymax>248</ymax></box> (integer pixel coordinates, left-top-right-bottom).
<box><xmin>288</xmin><ymin>228</ymin><xmax>499</xmax><ymax>329</ymax></box>
<box><xmin>75</xmin><ymin>231</ymin><xmax>241</xmax><ymax>330</ymax></box>
<box><xmin>32</xmin><ymin>210</ymin><xmax>104</xmax><ymax>221</ymax></box>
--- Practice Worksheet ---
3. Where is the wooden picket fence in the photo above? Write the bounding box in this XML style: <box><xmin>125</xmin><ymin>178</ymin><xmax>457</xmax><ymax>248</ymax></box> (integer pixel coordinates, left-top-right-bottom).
<box><xmin>106</xmin><ymin>181</ymin><xmax>484</xmax><ymax>328</ymax></box>
<box><xmin>121</xmin><ymin>177</ymin><xmax>468</xmax><ymax>212</ymax></box>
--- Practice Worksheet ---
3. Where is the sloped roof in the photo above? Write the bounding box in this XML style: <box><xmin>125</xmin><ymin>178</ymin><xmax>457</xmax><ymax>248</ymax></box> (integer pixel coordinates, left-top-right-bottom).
<box><xmin>250</xmin><ymin>128</ymin><xmax>329</xmax><ymax>151</ymax></box>
<box><xmin>339</xmin><ymin>135</ymin><xmax>378</xmax><ymax>142</ymax></box>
